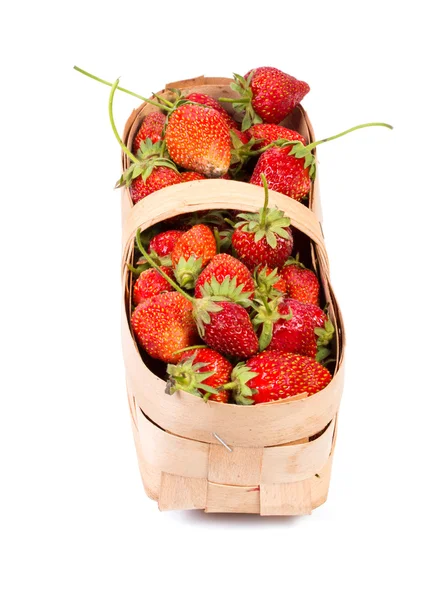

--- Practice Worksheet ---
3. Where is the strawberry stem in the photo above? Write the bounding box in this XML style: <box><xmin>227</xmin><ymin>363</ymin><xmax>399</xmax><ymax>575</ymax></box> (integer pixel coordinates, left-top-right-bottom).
<box><xmin>74</xmin><ymin>66</ymin><xmax>150</xmax><ymax>102</ymax></box>
<box><xmin>259</xmin><ymin>173</ymin><xmax>269</xmax><ymax>228</ymax></box>
<box><xmin>304</xmin><ymin>122</ymin><xmax>393</xmax><ymax>152</ymax></box>
<box><xmin>109</xmin><ymin>78</ymin><xmax>140</xmax><ymax>163</ymax></box>
<box><xmin>172</xmin><ymin>344</ymin><xmax>208</xmax><ymax>355</ymax></box>
<box><xmin>135</xmin><ymin>229</ymin><xmax>194</xmax><ymax>301</ymax></box>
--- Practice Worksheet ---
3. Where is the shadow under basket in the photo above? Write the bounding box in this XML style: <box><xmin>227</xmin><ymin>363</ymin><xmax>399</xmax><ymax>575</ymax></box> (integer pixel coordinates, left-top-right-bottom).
<box><xmin>120</xmin><ymin>77</ymin><xmax>345</xmax><ymax>515</ymax></box>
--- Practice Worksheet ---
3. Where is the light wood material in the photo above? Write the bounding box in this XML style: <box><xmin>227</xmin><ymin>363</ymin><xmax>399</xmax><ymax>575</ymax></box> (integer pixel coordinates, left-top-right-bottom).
<box><xmin>120</xmin><ymin>78</ymin><xmax>345</xmax><ymax>515</ymax></box>
<box><xmin>158</xmin><ymin>473</ymin><xmax>207</xmax><ymax>511</ymax></box>
<box><xmin>260</xmin><ymin>480</ymin><xmax>312</xmax><ymax>516</ymax></box>
<box><xmin>208</xmin><ymin>445</ymin><xmax>263</xmax><ymax>486</ymax></box>
<box><xmin>205</xmin><ymin>483</ymin><xmax>260</xmax><ymax>514</ymax></box>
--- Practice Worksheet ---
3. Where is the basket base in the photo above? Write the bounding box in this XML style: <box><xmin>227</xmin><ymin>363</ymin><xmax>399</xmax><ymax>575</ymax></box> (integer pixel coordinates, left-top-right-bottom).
<box><xmin>130</xmin><ymin>415</ymin><xmax>334</xmax><ymax>516</ymax></box>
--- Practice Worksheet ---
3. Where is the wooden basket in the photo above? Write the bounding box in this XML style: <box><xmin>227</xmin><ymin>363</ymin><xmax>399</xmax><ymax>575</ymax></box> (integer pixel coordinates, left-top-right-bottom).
<box><xmin>120</xmin><ymin>77</ymin><xmax>345</xmax><ymax>515</ymax></box>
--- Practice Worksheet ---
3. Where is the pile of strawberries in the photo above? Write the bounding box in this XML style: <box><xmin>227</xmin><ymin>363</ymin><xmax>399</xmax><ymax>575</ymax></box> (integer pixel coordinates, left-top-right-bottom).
<box><xmin>129</xmin><ymin>173</ymin><xmax>334</xmax><ymax>404</ymax></box>
<box><xmin>115</xmin><ymin>67</ymin><xmax>317</xmax><ymax>204</ymax></box>
<box><xmin>74</xmin><ymin>64</ymin><xmax>390</xmax><ymax>404</ymax></box>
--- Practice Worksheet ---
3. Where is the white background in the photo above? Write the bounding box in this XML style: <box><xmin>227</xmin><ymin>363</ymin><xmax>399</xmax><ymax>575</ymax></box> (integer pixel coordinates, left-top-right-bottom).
<box><xmin>1</xmin><ymin>1</ymin><xmax>443</xmax><ymax>598</ymax></box>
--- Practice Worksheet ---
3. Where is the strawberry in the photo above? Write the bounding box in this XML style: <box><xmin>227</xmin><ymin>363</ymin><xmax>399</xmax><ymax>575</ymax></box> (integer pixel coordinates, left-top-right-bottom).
<box><xmin>195</xmin><ymin>254</ymin><xmax>255</xmax><ymax>303</ymax></box>
<box><xmin>280</xmin><ymin>255</ymin><xmax>319</xmax><ymax>305</ymax></box>
<box><xmin>186</xmin><ymin>93</ymin><xmax>239</xmax><ymax>130</ymax></box>
<box><xmin>132</xmin><ymin>266</ymin><xmax>174</xmax><ymax>306</ymax></box>
<box><xmin>132</xmin><ymin>112</ymin><xmax>166</xmax><ymax>153</ymax></box>
<box><xmin>165</xmin><ymin>104</ymin><xmax>231</xmax><ymax>177</ymax></box>
<box><xmin>253</xmin><ymin>297</ymin><xmax>334</xmax><ymax>359</ymax></box>
<box><xmin>166</xmin><ymin>348</ymin><xmax>232</xmax><ymax>403</ymax></box>
<box><xmin>130</xmin><ymin>165</ymin><xmax>183</xmax><ymax>204</ymax></box>
<box><xmin>171</xmin><ymin>224</ymin><xmax>217</xmax><ymax>289</ymax></box>
<box><xmin>250</xmin><ymin>146</ymin><xmax>311</xmax><ymax>202</ymax></box>
<box><xmin>197</xmin><ymin>300</ymin><xmax>259</xmax><ymax>358</ymax></box>
<box><xmin>224</xmin><ymin>350</ymin><xmax>332</xmax><ymax>404</ymax></box>
<box><xmin>149</xmin><ymin>230</ymin><xmax>183</xmax><ymax>257</ymax></box>
<box><xmin>180</xmin><ymin>171</ymin><xmax>207</xmax><ymax>182</ymax></box>
<box><xmin>247</xmin><ymin>123</ymin><xmax>306</xmax><ymax>149</ymax></box>
<box><xmin>131</xmin><ymin>292</ymin><xmax>199</xmax><ymax>363</ymax></box>
<box><xmin>220</xmin><ymin>68</ymin><xmax>310</xmax><ymax>130</ymax></box>
<box><xmin>135</xmin><ymin>230</ymin><xmax>259</xmax><ymax>359</ymax></box>
<box><xmin>254</xmin><ymin>265</ymin><xmax>287</xmax><ymax>300</ymax></box>
<box><xmin>249</xmin><ymin>121</ymin><xmax>394</xmax><ymax>200</ymax></box>
<box><xmin>231</xmin><ymin>175</ymin><xmax>293</xmax><ymax>269</ymax></box>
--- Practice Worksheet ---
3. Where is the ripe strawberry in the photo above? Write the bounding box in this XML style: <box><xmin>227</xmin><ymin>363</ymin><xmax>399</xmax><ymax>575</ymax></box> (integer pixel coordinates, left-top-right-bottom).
<box><xmin>198</xmin><ymin>301</ymin><xmax>259</xmax><ymax>358</ymax></box>
<box><xmin>220</xmin><ymin>68</ymin><xmax>309</xmax><ymax>130</ymax></box>
<box><xmin>171</xmin><ymin>224</ymin><xmax>217</xmax><ymax>288</ymax></box>
<box><xmin>224</xmin><ymin>350</ymin><xmax>332</xmax><ymax>404</ymax></box>
<box><xmin>130</xmin><ymin>166</ymin><xmax>182</xmax><ymax>204</ymax></box>
<box><xmin>254</xmin><ymin>265</ymin><xmax>287</xmax><ymax>300</ymax></box>
<box><xmin>149</xmin><ymin>230</ymin><xmax>183</xmax><ymax>257</ymax></box>
<box><xmin>253</xmin><ymin>297</ymin><xmax>334</xmax><ymax>358</ymax></box>
<box><xmin>132</xmin><ymin>266</ymin><xmax>174</xmax><ymax>306</ymax></box>
<box><xmin>186</xmin><ymin>93</ymin><xmax>239</xmax><ymax>130</ymax></box>
<box><xmin>165</xmin><ymin>104</ymin><xmax>231</xmax><ymax>177</ymax></box>
<box><xmin>247</xmin><ymin>123</ymin><xmax>306</xmax><ymax>149</ymax></box>
<box><xmin>280</xmin><ymin>256</ymin><xmax>319</xmax><ymax>305</ymax></box>
<box><xmin>249</xmin><ymin>121</ymin><xmax>394</xmax><ymax>199</ymax></box>
<box><xmin>250</xmin><ymin>146</ymin><xmax>311</xmax><ymax>202</ymax></box>
<box><xmin>166</xmin><ymin>348</ymin><xmax>232</xmax><ymax>403</ymax></box>
<box><xmin>132</xmin><ymin>112</ymin><xmax>166</xmax><ymax>153</ymax></box>
<box><xmin>195</xmin><ymin>253</ymin><xmax>255</xmax><ymax>304</ymax></box>
<box><xmin>131</xmin><ymin>292</ymin><xmax>199</xmax><ymax>363</ymax></box>
<box><xmin>135</xmin><ymin>229</ymin><xmax>259</xmax><ymax>359</ymax></box>
<box><xmin>231</xmin><ymin>175</ymin><xmax>293</xmax><ymax>269</ymax></box>
<box><xmin>180</xmin><ymin>171</ymin><xmax>207</xmax><ymax>182</ymax></box>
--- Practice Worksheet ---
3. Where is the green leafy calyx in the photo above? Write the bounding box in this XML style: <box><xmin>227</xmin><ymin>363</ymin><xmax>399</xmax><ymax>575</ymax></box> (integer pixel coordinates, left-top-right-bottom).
<box><xmin>199</xmin><ymin>276</ymin><xmax>253</xmax><ymax>307</ymax></box>
<box><xmin>219</xmin><ymin>71</ymin><xmax>263</xmax><ymax>131</ymax></box>
<box><xmin>166</xmin><ymin>354</ymin><xmax>218</xmax><ymax>400</ymax></box>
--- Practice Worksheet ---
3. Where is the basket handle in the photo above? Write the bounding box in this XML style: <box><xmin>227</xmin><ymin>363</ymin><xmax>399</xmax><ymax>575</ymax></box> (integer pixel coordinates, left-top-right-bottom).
<box><xmin>121</xmin><ymin>180</ymin><xmax>329</xmax><ymax>274</ymax></box>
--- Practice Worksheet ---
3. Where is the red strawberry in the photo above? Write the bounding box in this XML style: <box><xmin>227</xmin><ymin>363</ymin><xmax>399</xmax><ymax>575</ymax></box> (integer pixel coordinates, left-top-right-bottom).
<box><xmin>149</xmin><ymin>230</ymin><xmax>183</xmax><ymax>257</ymax></box>
<box><xmin>171</xmin><ymin>224</ymin><xmax>217</xmax><ymax>288</ymax></box>
<box><xmin>186</xmin><ymin>93</ymin><xmax>239</xmax><ymax>130</ymax></box>
<box><xmin>166</xmin><ymin>348</ymin><xmax>232</xmax><ymax>403</ymax></box>
<box><xmin>231</xmin><ymin>175</ymin><xmax>293</xmax><ymax>269</ymax></box>
<box><xmin>225</xmin><ymin>350</ymin><xmax>332</xmax><ymax>404</ymax></box>
<box><xmin>250</xmin><ymin>146</ymin><xmax>311</xmax><ymax>202</ymax></box>
<box><xmin>247</xmin><ymin>123</ymin><xmax>306</xmax><ymax>149</ymax></box>
<box><xmin>130</xmin><ymin>166</ymin><xmax>182</xmax><ymax>204</ymax></box>
<box><xmin>131</xmin><ymin>292</ymin><xmax>199</xmax><ymax>363</ymax></box>
<box><xmin>220</xmin><ymin>68</ymin><xmax>309</xmax><ymax>130</ymax></box>
<box><xmin>132</xmin><ymin>266</ymin><xmax>174</xmax><ymax>306</ymax></box>
<box><xmin>195</xmin><ymin>254</ymin><xmax>255</xmax><ymax>304</ymax></box>
<box><xmin>132</xmin><ymin>112</ymin><xmax>166</xmax><ymax>153</ymax></box>
<box><xmin>181</xmin><ymin>171</ymin><xmax>207</xmax><ymax>182</ymax></box>
<box><xmin>198</xmin><ymin>301</ymin><xmax>259</xmax><ymax>358</ymax></box>
<box><xmin>254</xmin><ymin>297</ymin><xmax>334</xmax><ymax>358</ymax></box>
<box><xmin>165</xmin><ymin>104</ymin><xmax>231</xmax><ymax>177</ymax></box>
<box><xmin>280</xmin><ymin>256</ymin><xmax>319</xmax><ymax>305</ymax></box>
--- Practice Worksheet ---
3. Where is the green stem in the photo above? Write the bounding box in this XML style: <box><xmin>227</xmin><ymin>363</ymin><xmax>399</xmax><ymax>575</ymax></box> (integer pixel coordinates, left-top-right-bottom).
<box><xmin>172</xmin><ymin>344</ymin><xmax>208</xmax><ymax>355</ymax></box>
<box><xmin>74</xmin><ymin>66</ymin><xmax>149</xmax><ymax>101</ymax></box>
<box><xmin>220</xmin><ymin>381</ymin><xmax>238</xmax><ymax>390</ymax></box>
<box><xmin>304</xmin><ymin>122</ymin><xmax>393</xmax><ymax>152</ymax></box>
<box><xmin>109</xmin><ymin>79</ymin><xmax>139</xmax><ymax>163</ymax></box>
<box><xmin>74</xmin><ymin>66</ymin><xmax>171</xmax><ymax>111</ymax></box>
<box><xmin>259</xmin><ymin>173</ymin><xmax>269</xmax><ymax>228</ymax></box>
<box><xmin>135</xmin><ymin>229</ymin><xmax>194</xmax><ymax>302</ymax></box>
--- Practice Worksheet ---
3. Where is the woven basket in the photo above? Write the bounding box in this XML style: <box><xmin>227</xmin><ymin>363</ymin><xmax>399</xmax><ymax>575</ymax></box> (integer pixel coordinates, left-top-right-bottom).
<box><xmin>121</xmin><ymin>77</ymin><xmax>345</xmax><ymax>515</ymax></box>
